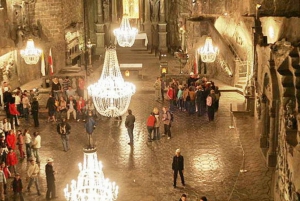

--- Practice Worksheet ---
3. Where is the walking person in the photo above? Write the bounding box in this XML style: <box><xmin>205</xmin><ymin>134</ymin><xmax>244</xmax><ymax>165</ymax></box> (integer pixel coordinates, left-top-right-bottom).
<box><xmin>0</xmin><ymin>166</ymin><xmax>6</xmax><ymax>201</ymax></box>
<box><xmin>26</xmin><ymin>158</ymin><xmax>41</xmax><ymax>196</ymax></box>
<box><xmin>23</xmin><ymin>129</ymin><xmax>32</xmax><ymax>160</ymax></box>
<box><xmin>146</xmin><ymin>112</ymin><xmax>156</xmax><ymax>142</ymax></box>
<box><xmin>85</xmin><ymin>112</ymin><xmax>96</xmax><ymax>148</ymax></box>
<box><xmin>45</xmin><ymin>158</ymin><xmax>57</xmax><ymax>200</ymax></box>
<box><xmin>57</xmin><ymin>118</ymin><xmax>71</xmax><ymax>152</ymax></box>
<box><xmin>31</xmin><ymin>132</ymin><xmax>41</xmax><ymax>164</ymax></box>
<box><xmin>162</xmin><ymin>106</ymin><xmax>172</xmax><ymax>139</ymax></box>
<box><xmin>125</xmin><ymin>109</ymin><xmax>135</xmax><ymax>146</ymax></box>
<box><xmin>172</xmin><ymin>149</ymin><xmax>185</xmax><ymax>188</ymax></box>
<box><xmin>31</xmin><ymin>98</ymin><xmax>39</xmax><ymax>127</ymax></box>
<box><xmin>11</xmin><ymin>173</ymin><xmax>25</xmax><ymax>201</ymax></box>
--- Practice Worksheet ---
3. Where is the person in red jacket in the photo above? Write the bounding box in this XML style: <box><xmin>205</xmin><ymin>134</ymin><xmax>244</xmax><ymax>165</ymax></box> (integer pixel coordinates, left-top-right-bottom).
<box><xmin>6</xmin><ymin>148</ymin><xmax>18</xmax><ymax>175</ymax></box>
<box><xmin>167</xmin><ymin>85</ymin><xmax>176</xmax><ymax>112</ymax></box>
<box><xmin>76</xmin><ymin>96</ymin><xmax>85</xmax><ymax>122</ymax></box>
<box><xmin>1</xmin><ymin>162</ymin><xmax>11</xmax><ymax>194</ymax></box>
<box><xmin>8</xmin><ymin>97</ymin><xmax>20</xmax><ymax>128</ymax></box>
<box><xmin>146</xmin><ymin>112</ymin><xmax>156</xmax><ymax>142</ymax></box>
<box><xmin>6</xmin><ymin>130</ymin><xmax>16</xmax><ymax>150</ymax></box>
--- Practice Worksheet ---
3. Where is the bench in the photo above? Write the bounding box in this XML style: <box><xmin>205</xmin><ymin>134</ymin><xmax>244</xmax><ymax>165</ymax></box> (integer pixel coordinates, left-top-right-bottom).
<box><xmin>119</xmin><ymin>63</ymin><xmax>143</xmax><ymax>79</ymax></box>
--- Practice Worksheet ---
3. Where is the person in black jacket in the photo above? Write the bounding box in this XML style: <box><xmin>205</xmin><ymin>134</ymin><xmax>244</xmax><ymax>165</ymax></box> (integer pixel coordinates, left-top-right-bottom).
<box><xmin>179</xmin><ymin>194</ymin><xmax>187</xmax><ymax>201</ymax></box>
<box><xmin>46</xmin><ymin>93</ymin><xmax>56</xmax><ymax>123</ymax></box>
<box><xmin>31</xmin><ymin>98</ymin><xmax>39</xmax><ymax>127</ymax></box>
<box><xmin>45</xmin><ymin>158</ymin><xmax>56</xmax><ymax>200</ymax></box>
<box><xmin>57</xmin><ymin>118</ymin><xmax>71</xmax><ymax>152</ymax></box>
<box><xmin>11</xmin><ymin>173</ymin><xmax>25</xmax><ymax>201</ymax></box>
<box><xmin>125</xmin><ymin>109</ymin><xmax>135</xmax><ymax>145</ymax></box>
<box><xmin>172</xmin><ymin>149</ymin><xmax>185</xmax><ymax>188</ymax></box>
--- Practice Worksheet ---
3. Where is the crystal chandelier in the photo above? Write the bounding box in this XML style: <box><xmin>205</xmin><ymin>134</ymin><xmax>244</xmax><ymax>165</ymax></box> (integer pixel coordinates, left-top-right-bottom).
<box><xmin>88</xmin><ymin>46</ymin><xmax>136</xmax><ymax>117</ymax></box>
<box><xmin>199</xmin><ymin>37</ymin><xmax>218</xmax><ymax>63</ymax></box>
<box><xmin>20</xmin><ymin>39</ymin><xmax>42</xmax><ymax>64</ymax></box>
<box><xmin>113</xmin><ymin>15</ymin><xmax>138</xmax><ymax>47</ymax></box>
<box><xmin>64</xmin><ymin>148</ymin><xmax>119</xmax><ymax>201</ymax></box>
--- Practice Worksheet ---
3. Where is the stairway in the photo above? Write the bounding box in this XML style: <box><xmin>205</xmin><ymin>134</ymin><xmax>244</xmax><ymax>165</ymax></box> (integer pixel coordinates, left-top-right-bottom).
<box><xmin>116</xmin><ymin>47</ymin><xmax>156</xmax><ymax>64</ymax></box>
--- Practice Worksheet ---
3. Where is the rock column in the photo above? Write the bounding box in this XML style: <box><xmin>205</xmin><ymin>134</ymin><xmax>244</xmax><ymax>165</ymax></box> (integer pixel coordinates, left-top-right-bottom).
<box><xmin>158</xmin><ymin>0</ymin><xmax>167</xmax><ymax>51</ymax></box>
<box><xmin>95</xmin><ymin>0</ymin><xmax>105</xmax><ymax>55</ymax></box>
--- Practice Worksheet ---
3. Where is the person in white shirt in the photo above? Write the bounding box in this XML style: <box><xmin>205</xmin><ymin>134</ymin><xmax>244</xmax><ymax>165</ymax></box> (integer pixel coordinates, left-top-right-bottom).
<box><xmin>22</xmin><ymin>94</ymin><xmax>31</xmax><ymax>121</ymax></box>
<box><xmin>31</xmin><ymin>132</ymin><xmax>41</xmax><ymax>164</ymax></box>
<box><xmin>66</xmin><ymin>96</ymin><xmax>77</xmax><ymax>121</ymax></box>
<box><xmin>26</xmin><ymin>158</ymin><xmax>41</xmax><ymax>196</ymax></box>
<box><xmin>15</xmin><ymin>92</ymin><xmax>22</xmax><ymax>117</ymax></box>
<box><xmin>2</xmin><ymin>118</ymin><xmax>11</xmax><ymax>138</ymax></box>
<box><xmin>23</xmin><ymin>129</ymin><xmax>32</xmax><ymax>160</ymax></box>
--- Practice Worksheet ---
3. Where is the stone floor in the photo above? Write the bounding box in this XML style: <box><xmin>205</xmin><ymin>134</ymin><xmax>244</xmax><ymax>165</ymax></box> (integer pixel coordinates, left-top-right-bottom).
<box><xmin>3</xmin><ymin>53</ymin><xmax>274</xmax><ymax>201</ymax></box>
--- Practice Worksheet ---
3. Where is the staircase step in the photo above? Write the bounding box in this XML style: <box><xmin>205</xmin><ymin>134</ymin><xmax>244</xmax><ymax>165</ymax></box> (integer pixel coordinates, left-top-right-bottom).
<box><xmin>235</xmin><ymin>84</ymin><xmax>245</xmax><ymax>89</ymax></box>
<box><xmin>239</xmin><ymin>72</ymin><xmax>247</xmax><ymax>77</ymax></box>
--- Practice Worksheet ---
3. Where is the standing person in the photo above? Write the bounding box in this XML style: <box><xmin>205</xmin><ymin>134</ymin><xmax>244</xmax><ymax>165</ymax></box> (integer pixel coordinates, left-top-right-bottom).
<box><xmin>31</xmin><ymin>132</ymin><xmax>41</xmax><ymax>164</ymax></box>
<box><xmin>45</xmin><ymin>158</ymin><xmax>56</xmax><ymax>200</ymax></box>
<box><xmin>46</xmin><ymin>93</ymin><xmax>56</xmax><ymax>123</ymax></box>
<box><xmin>77</xmin><ymin>77</ymin><xmax>85</xmax><ymax>98</ymax></box>
<box><xmin>76</xmin><ymin>96</ymin><xmax>85</xmax><ymax>122</ymax></box>
<box><xmin>16</xmin><ymin>130</ymin><xmax>25</xmax><ymax>159</ymax></box>
<box><xmin>125</xmin><ymin>109</ymin><xmax>135</xmax><ymax>146</ymax></box>
<box><xmin>15</xmin><ymin>91</ymin><xmax>22</xmax><ymax>118</ymax></box>
<box><xmin>179</xmin><ymin>194</ymin><xmax>187</xmax><ymax>201</ymax></box>
<box><xmin>196</xmin><ymin>86</ymin><xmax>205</xmax><ymax>117</ymax></box>
<box><xmin>31</xmin><ymin>98</ymin><xmax>39</xmax><ymax>127</ymax></box>
<box><xmin>85</xmin><ymin>112</ymin><xmax>96</xmax><ymax>148</ymax></box>
<box><xmin>3</xmin><ymin>87</ymin><xmax>12</xmax><ymax>118</ymax></box>
<box><xmin>62</xmin><ymin>76</ymin><xmax>71</xmax><ymax>99</ymax></box>
<box><xmin>0</xmin><ymin>166</ymin><xmax>6</xmax><ymax>201</ymax></box>
<box><xmin>26</xmin><ymin>158</ymin><xmax>41</xmax><ymax>196</ymax></box>
<box><xmin>177</xmin><ymin>85</ymin><xmax>184</xmax><ymax>110</ymax></box>
<box><xmin>162</xmin><ymin>106</ymin><xmax>172</xmax><ymax>139</ymax></box>
<box><xmin>206</xmin><ymin>90</ymin><xmax>216</xmax><ymax>121</ymax></box>
<box><xmin>160</xmin><ymin>77</ymin><xmax>165</xmax><ymax>102</ymax></box>
<box><xmin>11</xmin><ymin>173</ymin><xmax>25</xmax><ymax>201</ymax></box>
<box><xmin>57</xmin><ymin>118</ymin><xmax>71</xmax><ymax>152</ymax></box>
<box><xmin>214</xmin><ymin>86</ymin><xmax>221</xmax><ymax>111</ymax></box>
<box><xmin>0</xmin><ymin>137</ymin><xmax>8</xmax><ymax>164</ymax></box>
<box><xmin>23</xmin><ymin>129</ymin><xmax>32</xmax><ymax>160</ymax></box>
<box><xmin>51</xmin><ymin>78</ymin><xmax>62</xmax><ymax>100</ymax></box>
<box><xmin>21</xmin><ymin>93</ymin><xmax>30</xmax><ymax>121</ymax></box>
<box><xmin>153</xmin><ymin>107</ymin><xmax>160</xmax><ymax>140</ymax></box>
<box><xmin>6</xmin><ymin>130</ymin><xmax>16</xmax><ymax>150</ymax></box>
<box><xmin>9</xmin><ymin>97</ymin><xmax>20</xmax><ymax>128</ymax></box>
<box><xmin>146</xmin><ymin>112</ymin><xmax>156</xmax><ymax>142</ymax></box>
<box><xmin>172</xmin><ymin>149</ymin><xmax>185</xmax><ymax>188</ymax></box>
<box><xmin>1</xmin><ymin>162</ymin><xmax>10</xmax><ymax>195</ymax></box>
<box><xmin>2</xmin><ymin>118</ymin><xmax>11</xmax><ymax>137</ymax></box>
<box><xmin>6</xmin><ymin>148</ymin><xmax>18</xmax><ymax>175</ymax></box>
<box><xmin>167</xmin><ymin>85</ymin><xmax>176</xmax><ymax>112</ymax></box>
<box><xmin>153</xmin><ymin>77</ymin><xmax>162</xmax><ymax>101</ymax></box>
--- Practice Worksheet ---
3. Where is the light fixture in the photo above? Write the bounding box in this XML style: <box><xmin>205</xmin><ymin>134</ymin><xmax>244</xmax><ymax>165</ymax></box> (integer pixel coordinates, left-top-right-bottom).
<box><xmin>199</xmin><ymin>37</ymin><xmax>218</xmax><ymax>63</ymax></box>
<box><xmin>64</xmin><ymin>148</ymin><xmax>119</xmax><ymax>201</ymax></box>
<box><xmin>87</xmin><ymin>46</ymin><xmax>136</xmax><ymax>117</ymax></box>
<box><xmin>125</xmin><ymin>70</ymin><xmax>130</xmax><ymax>77</ymax></box>
<box><xmin>113</xmin><ymin>15</ymin><xmax>138</xmax><ymax>47</ymax></box>
<box><xmin>20</xmin><ymin>39</ymin><xmax>42</xmax><ymax>64</ymax></box>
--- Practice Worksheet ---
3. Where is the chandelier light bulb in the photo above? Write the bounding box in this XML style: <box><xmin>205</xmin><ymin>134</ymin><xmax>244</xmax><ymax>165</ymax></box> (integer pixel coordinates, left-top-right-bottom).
<box><xmin>199</xmin><ymin>37</ymin><xmax>218</xmax><ymax>63</ymax></box>
<box><xmin>20</xmin><ymin>39</ymin><xmax>42</xmax><ymax>65</ymax></box>
<box><xmin>88</xmin><ymin>46</ymin><xmax>136</xmax><ymax>117</ymax></box>
<box><xmin>113</xmin><ymin>15</ymin><xmax>138</xmax><ymax>47</ymax></box>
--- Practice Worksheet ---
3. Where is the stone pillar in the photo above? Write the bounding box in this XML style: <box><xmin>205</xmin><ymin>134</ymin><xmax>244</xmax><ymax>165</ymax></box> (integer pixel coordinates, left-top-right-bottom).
<box><xmin>158</xmin><ymin>0</ymin><xmax>167</xmax><ymax>52</ymax></box>
<box><xmin>144</xmin><ymin>0</ymin><xmax>151</xmax><ymax>23</ymax></box>
<box><xmin>95</xmin><ymin>0</ymin><xmax>105</xmax><ymax>55</ymax></box>
<box><xmin>112</xmin><ymin>0</ymin><xmax>117</xmax><ymax>23</ymax></box>
<box><xmin>260</xmin><ymin>96</ymin><xmax>268</xmax><ymax>148</ymax></box>
<box><xmin>267</xmin><ymin>106</ymin><xmax>277</xmax><ymax>167</ymax></box>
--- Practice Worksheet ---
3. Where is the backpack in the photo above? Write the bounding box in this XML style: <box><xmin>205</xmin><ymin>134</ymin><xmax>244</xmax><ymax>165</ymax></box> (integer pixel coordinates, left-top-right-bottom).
<box><xmin>167</xmin><ymin>111</ymin><xmax>174</xmax><ymax>122</ymax></box>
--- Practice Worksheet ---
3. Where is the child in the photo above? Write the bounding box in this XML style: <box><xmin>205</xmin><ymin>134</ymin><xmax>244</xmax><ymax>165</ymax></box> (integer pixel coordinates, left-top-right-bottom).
<box><xmin>11</xmin><ymin>173</ymin><xmax>25</xmax><ymax>201</ymax></box>
<box><xmin>6</xmin><ymin>148</ymin><xmax>18</xmax><ymax>175</ymax></box>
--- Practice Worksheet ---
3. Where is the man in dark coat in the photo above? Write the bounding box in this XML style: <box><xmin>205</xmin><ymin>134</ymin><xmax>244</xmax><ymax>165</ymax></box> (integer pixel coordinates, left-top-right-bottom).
<box><xmin>11</xmin><ymin>173</ymin><xmax>24</xmax><ymax>201</ymax></box>
<box><xmin>85</xmin><ymin>111</ymin><xmax>96</xmax><ymax>148</ymax></box>
<box><xmin>31</xmin><ymin>97</ymin><xmax>39</xmax><ymax>127</ymax></box>
<box><xmin>196</xmin><ymin>85</ymin><xmax>206</xmax><ymax>117</ymax></box>
<box><xmin>45</xmin><ymin>158</ymin><xmax>56</xmax><ymax>200</ymax></box>
<box><xmin>125</xmin><ymin>109</ymin><xmax>135</xmax><ymax>145</ymax></box>
<box><xmin>172</xmin><ymin>149</ymin><xmax>185</xmax><ymax>188</ymax></box>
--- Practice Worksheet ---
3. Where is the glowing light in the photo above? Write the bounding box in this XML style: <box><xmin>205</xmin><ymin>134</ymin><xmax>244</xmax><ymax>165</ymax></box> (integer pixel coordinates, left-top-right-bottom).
<box><xmin>199</xmin><ymin>37</ymin><xmax>218</xmax><ymax>63</ymax></box>
<box><xmin>113</xmin><ymin>15</ymin><xmax>138</xmax><ymax>47</ymax></box>
<box><xmin>64</xmin><ymin>148</ymin><xmax>118</xmax><ymax>201</ymax></box>
<box><xmin>88</xmin><ymin>46</ymin><xmax>135</xmax><ymax>117</ymax></box>
<box><xmin>20</xmin><ymin>39</ymin><xmax>42</xmax><ymax>64</ymax></box>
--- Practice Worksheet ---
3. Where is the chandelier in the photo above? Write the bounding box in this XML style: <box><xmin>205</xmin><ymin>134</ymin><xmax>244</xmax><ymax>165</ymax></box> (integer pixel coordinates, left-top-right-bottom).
<box><xmin>87</xmin><ymin>46</ymin><xmax>136</xmax><ymax>117</ymax></box>
<box><xmin>199</xmin><ymin>37</ymin><xmax>218</xmax><ymax>63</ymax></box>
<box><xmin>20</xmin><ymin>39</ymin><xmax>42</xmax><ymax>64</ymax></box>
<box><xmin>64</xmin><ymin>148</ymin><xmax>119</xmax><ymax>201</ymax></box>
<box><xmin>113</xmin><ymin>15</ymin><xmax>138</xmax><ymax>47</ymax></box>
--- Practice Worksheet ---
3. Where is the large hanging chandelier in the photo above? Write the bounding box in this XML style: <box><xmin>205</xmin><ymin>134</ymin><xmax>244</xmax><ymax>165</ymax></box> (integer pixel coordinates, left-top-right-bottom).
<box><xmin>64</xmin><ymin>148</ymin><xmax>119</xmax><ymax>201</ymax></box>
<box><xmin>113</xmin><ymin>15</ymin><xmax>138</xmax><ymax>47</ymax></box>
<box><xmin>20</xmin><ymin>39</ymin><xmax>42</xmax><ymax>64</ymax></box>
<box><xmin>199</xmin><ymin>37</ymin><xmax>218</xmax><ymax>63</ymax></box>
<box><xmin>88</xmin><ymin>46</ymin><xmax>136</xmax><ymax>117</ymax></box>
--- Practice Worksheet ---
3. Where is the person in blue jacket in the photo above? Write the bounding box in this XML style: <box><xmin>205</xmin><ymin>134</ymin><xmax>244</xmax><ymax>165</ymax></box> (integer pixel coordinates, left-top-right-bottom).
<box><xmin>85</xmin><ymin>111</ymin><xmax>96</xmax><ymax>148</ymax></box>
